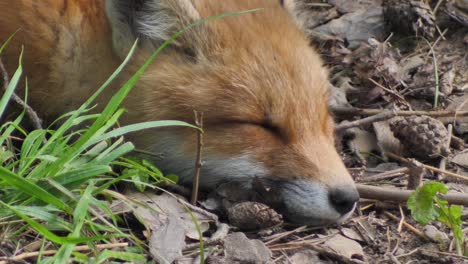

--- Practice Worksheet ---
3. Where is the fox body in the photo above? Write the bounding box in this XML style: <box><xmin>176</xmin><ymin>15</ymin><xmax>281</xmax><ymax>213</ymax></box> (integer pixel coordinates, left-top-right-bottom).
<box><xmin>0</xmin><ymin>0</ymin><xmax>359</xmax><ymax>225</ymax></box>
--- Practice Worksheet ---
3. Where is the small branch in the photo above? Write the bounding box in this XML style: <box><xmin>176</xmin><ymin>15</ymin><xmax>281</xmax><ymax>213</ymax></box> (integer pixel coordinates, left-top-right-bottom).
<box><xmin>0</xmin><ymin>57</ymin><xmax>43</xmax><ymax>130</ymax></box>
<box><xmin>360</xmin><ymin>167</ymin><xmax>410</xmax><ymax>183</ymax></box>
<box><xmin>397</xmin><ymin>205</ymin><xmax>405</xmax><ymax>233</ymax></box>
<box><xmin>407</xmin><ymin>159</ymin><xmax>425</xmax><ymax>190</ymax></box>
<box><xmin>265</xmin><ymin>225</ymin><xmax>308</xmax><ymax>245</ymax></box>
<box><xmin>191</xmin><ymin>111</ymin><xmax>204</xmax><ymax>205</ymax></box>
<box><xmin>386</xmin><ymin>152</ymin><xmax>468</xmax><ymax>183</ymax></box>
<box><xmin>0</xmin><ymin>242</ymin><xmax>128</xmax><ymax>263</ymax></box>
<box><xmin>336</xmin><ymin>110</ymin><xmax>397</xmax><ymax>132</ymax></box>
<box><xmin>357</xmin><ymin>184</ymin><xmax>468</xmax><ymax>206</ymax></box>
<box><xmin>438</xmin><ymin>124</ymin><xmax>453</xmax><ymax>181</ymax></box>
<box><xmin>384</xmin><ymin>211</ymin><xmax>428</xmax><ymax>240</ymax></box>
<box><xmin>368</xmin><ymin>78</ymin><xmax>407</xmax><ymax>104</ymax></box>
<box><xmin>331</xmin><ymin>106</ymin><xmax>468</xmax><ymax>118</ymax></box>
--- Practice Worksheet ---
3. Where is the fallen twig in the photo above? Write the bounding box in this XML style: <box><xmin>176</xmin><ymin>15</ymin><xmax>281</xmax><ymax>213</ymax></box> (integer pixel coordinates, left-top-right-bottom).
<box><xmin>0</xmin><ymin>57</ymin><xmax>43</xmax><ymax>130</ymax></box>
<box><xmin>357</xmin><ymin>184</ymin><xmax>468</xmax><ymax>206</ymax></box>
<box><xmin>191</xmin><ymin>111</ymin><xmax>204</xmax><ymax>205</ymax></box>
<box><xmin>264</xmin><ymin>225</ymin><xmax>308</xmax><ymax>245</ymax></box>
<box><xmin>336</xmin><ymin>109</ymin><xmax>397</xmax><ymax>132</ymax></box>
<box><xmin>438</xmin><ymin>124</ymin><xmax>453</xmax><ymax>181</ymax></box>
<box><xmin>383</xmin><ymin>211</ymin><xmax>428</xmax><ymax>240</ymax></box>
<box><xmin>0</xmin><ymin>242</ymin><xmax>128</xmax><ymax>263</ymax></box>
<box><xmin>331</xmin><ymin>107</ymin><xmax>468</xmax><ymax>118</ymax></box>
<box><xmin>407</xmin><ymin>159</ymin><xmax>425</xmax><ymax>189</ymax></box>
<box><xmin>368</xmin><ymin>78</ymin><xmax>408</xmax><ymax>104</ymax></box>
<box><xmin>360</xmin><ymin>167</ymin><xmax>410</xmax><ymax>182</ymax></box>
<box><xmin>387</xmin><ymin>152</ymin><xmax>468</xmax><ymax>183</ymax></box>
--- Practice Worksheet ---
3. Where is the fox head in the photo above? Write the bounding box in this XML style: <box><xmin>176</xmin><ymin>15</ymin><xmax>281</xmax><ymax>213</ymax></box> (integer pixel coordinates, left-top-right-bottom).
<box><xmin>106</xmin><ymin>0</ymin><xmax>359</xmax><ymax>225</ymax></box>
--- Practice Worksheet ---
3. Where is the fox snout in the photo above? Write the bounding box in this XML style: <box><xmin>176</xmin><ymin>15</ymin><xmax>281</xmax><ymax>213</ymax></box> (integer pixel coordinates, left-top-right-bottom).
<box><xmin>257</xmin><ymin>179</ymin><xmax>359</xmax><ymax>225</ymax></box>
<box><xmin>150</xmin><ymin>128</ymin><xmax>359</xmax><ymax>226</ymax></box>
<box><xmin>252</xmin><ymin>155</ymin><xmax>359</xmax><ymax>225</ymax></box>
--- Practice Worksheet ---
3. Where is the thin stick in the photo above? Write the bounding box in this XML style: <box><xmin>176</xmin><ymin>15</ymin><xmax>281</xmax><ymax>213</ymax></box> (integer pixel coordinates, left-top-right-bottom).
<box><xmin>360</xmin><ymin>167</ymin><xmax>410</xmax><ymax>182</ymax></box>
<box><xmin>397</xmin><ymin>204</ymin><xmax>405</xmax><ymax>233</ymax></box>
<box><xmin>0</xmin><ymin>57</ymin><xmax>43</xmax><ymax>130</ymax></box>
<box><xmin>264</xmin><ymin>225</ymin><xmax>308</xmax><ymax>245</ymax></box>
<box><xmin>432</xmin><ymin>0</ymin><xmax>445</xmax><ymax>16</ymax></box>
<box><xmin>368</xmin><ymin>78</ymin><xmax>407</xmax><ymax>103</ymax></box>
<box><xmin>336</xmin><ymin>109</ymin><xmax>397</xmax><ymax>132</ymax></box>
<box><xmin>356</xmin><ymin>184</ymin><xmax>468</xmax><ymax>206</ymax></box>
<box><xmin>438</xmin><ymin>124</ymin><xmax>452</xmax><ymax>180</ymax></box>
<box><xmin>191</xmin><ymin>111</ymin><xmax>204</xmax><ymax>205</ymax></box>
<box><xmin>383</xmin><ymin>211</ymin><xmax>428</xmax><ymax>240</ymax></box>
<box><xmin>386</xmin><ymin>152</ymin><xmax>468</xmax><ymax>183</ymax></box>
<box><xmin>0</xmin><ymin>242</ymin><xmax>129</xmax><ymax>262</ymax></box>
<box><xmin>331</xmin><ymin>107</ymin><xmax>468</xmax><ymax>118</ymax></box>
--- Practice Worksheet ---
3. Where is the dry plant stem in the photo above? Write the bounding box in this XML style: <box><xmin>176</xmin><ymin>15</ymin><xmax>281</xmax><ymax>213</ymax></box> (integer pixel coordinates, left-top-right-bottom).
<box><xmin>438</xmin><ymin>124</ymin><xmax>452</xmax><ymax>181</ymax></box>
<box><xmin>270</xmin><ymin>243</ymin><xmax>365</xmax><ymax>264</ymax></box>
<box><xmin>268</xmin><ymin>240</ymin><xmax>321</xmax><ymax>250</ymax></box>
<box><xmin>397</xmin><ymin>204</ymin><xmax>405</xmax><ymax>233</ymax></box>
<box><xmin>264</xmin><ymin>225</ymin><xmax>308</xmax><ymax>245</ymax></box>
<box><xmin>407</xmin><ymin>159</ymin><xmax>425</xmax><ymax>189</ymax></box>
<box><xmin>395</xmin><ymin>248</ymin><xmax>419</xmax><ymax>258</ymax></box>
<box><xmin>360</xmin><ymin>167</ymin><xmax>410</xmax><ymax>182</ymax></box>
<box><xmin>421</xmin><ymin>249</ymin><xmax>468</xmax><ymax>260</ymax></box>
<box><xmin>336</xmin><ymin>109</ymin><xmax>397</xmax><ymax>132</ymax></box>
<box><xmin>0</xmin><ymin>242</ymin><xmax>128</xmax><ymax>263</ymax></box>
<box><xmin>432</xmin><ymin>0</ymin><xmax>444</xmax><ymax>15</ymax></box>
<box><xmin>386</xmin><ymin>152</ymin><xmax>468</xmax><ymax>183</ymax></box>
<box><xmin>305</xmin><ymin>244</ymin><xmax>365</xmax><ymax>264</ymax></box>
<box><xmin>0</xmin><ymin>58</ymin><xmax>43</xmax><ymax>130</ymax></box>
<box><xmin>356</xmin><ymin>184</ymin><xmax>468</xmax><ymax>206</ymax></box>
<box><xmin>383</xmin><ymin>211</ymin><xmax>428</xmax><ymax>240</ymax></box>
<box><xmin>368</xmin><ymin>78</ymin><xmax>407</xmax><ymax>103</ymax></box>
<box><xmin>190</xmin><ymin>111</ymin><xmax>203</xmax><ymax>205</ymax></box>
<box><xmin>331</xmin><ymin>106</ymin><xmax>468</xmax><ymax>118</ymax></box>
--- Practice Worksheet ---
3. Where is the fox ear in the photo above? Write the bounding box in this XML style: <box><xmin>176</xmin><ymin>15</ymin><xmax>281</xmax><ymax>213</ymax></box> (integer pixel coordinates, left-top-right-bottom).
<box><xmin>105</xmin><ymin>0</ymin><xmax>202</xmax><ymax>59</ymax></box>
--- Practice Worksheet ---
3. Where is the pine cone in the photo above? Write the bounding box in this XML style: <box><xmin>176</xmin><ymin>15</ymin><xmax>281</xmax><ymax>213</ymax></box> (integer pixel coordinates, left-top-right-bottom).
<box><xmin>390</xmin><ymin>116</ymin><xmax>450</xmax><ymax>159</ymax></box>
<box><xmin>227</xmin><ymin>202</ymin><xmax>283</xmax><ymax>231</ymax></box>
<box><xmin>383</xmin><ymin>0</ymin><xmax>436</xmax><ymax>39</ymax></box>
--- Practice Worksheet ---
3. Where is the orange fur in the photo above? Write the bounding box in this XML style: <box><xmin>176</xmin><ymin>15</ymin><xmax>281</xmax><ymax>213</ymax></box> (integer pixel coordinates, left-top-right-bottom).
<box><xmin>0</xmin><ymin>0</ymin><xmax>358</xmax><ymax>225</ymax></box>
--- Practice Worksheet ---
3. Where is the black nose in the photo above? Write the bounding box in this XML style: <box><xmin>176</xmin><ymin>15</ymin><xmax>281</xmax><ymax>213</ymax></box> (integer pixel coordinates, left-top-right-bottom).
<box><xmin>329</xmin><ymin>187</ymin><xmax>359</xmax><ymax>215</ymax></box>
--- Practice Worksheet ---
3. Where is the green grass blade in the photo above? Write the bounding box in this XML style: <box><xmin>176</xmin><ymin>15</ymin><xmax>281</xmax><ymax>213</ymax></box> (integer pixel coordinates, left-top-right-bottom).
<box><xmin>96</xmin><ymin>250</ymin><xmax>146</xmax><ymax>263</ymax></box>
<box><xmin>0</xmin><ymin>30</ymin><xmax>18</xmax><ymax>55</ymax></box>
<box><xmin>13</xmin><ymin>206</ymin><xmax>72</xmax><ymax>231</ymax></box>
<box><xmin>0</xmin><ymin>167</ymin><xmax>72</xmax><ymax>213</ymax></box>
<box><xmin>18</xmin><ymin>41</ymin><xmax>138</xmax><ymax>175</ymax></box>
<box><xmin>89</xmin><ymin>120</ymin><xmax>197</xmax><ymax>146</ymax></box>
<box><xmin>0</xmin><ymin>48</ymin><xmax>23</xmax><ymax>119</ymax></box>
<box><xmin>55</xmin><ymin>184</ymin><xmax>95</xmax><ymax>263</ymax></box>
<box><xmin>52</xmin><ymin>166</ymin><xmax>112</xmax><ymax>188</ymax></box>
<box><xmin>0</xmin><ymin>111</ymin><xmax>25</xmax><ymax>146</ymax></box>
<box><xmin>0</xmin><ymin>201</ymin><xmax>113</xmax><ymax>244</ymax></box>
<box><xmin>95</xmin><ymin>142</ymin><xmax>134</xmax><ymax>165</ymax></box>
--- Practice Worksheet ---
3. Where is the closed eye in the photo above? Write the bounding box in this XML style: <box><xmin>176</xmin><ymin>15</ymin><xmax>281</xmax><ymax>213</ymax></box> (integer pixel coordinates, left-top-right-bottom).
<box><xmin>260</xmin><ymin>122</ymin><xmax>284</xmax><ymax>139</ymax></box>
<box><xmin>223</xmin><ymin>119</ymin><xmax>286</xmax><ymax>142</ymax></box>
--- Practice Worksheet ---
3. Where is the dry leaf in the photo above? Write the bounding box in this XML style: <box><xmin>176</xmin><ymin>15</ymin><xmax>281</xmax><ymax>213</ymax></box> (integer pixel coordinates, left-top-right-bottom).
<box><xmin>117</xmin><ymin>192</ymin><xmax>218</xmax><ymax>263</ymax></box>
<box><xmin>323</xmin><ymin>234</ymin><xmax>365</xmax><ymax>261</ymax></box>
<box><xmin>224</xmin><ymin>232</ymin><xmax>272</xmax><ymax>263</ymax></box>
<box><xmin>314</xmin><ymin>7</ymin><xmax>385</xmax><ymax>49</ymax></box>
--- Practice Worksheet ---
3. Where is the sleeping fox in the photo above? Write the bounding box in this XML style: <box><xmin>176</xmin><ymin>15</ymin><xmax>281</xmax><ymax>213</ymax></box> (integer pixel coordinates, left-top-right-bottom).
<box><xmin>0</xmin><ymin>0</ymin><xmax>359</xmax><ymax>225</ymax></box>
